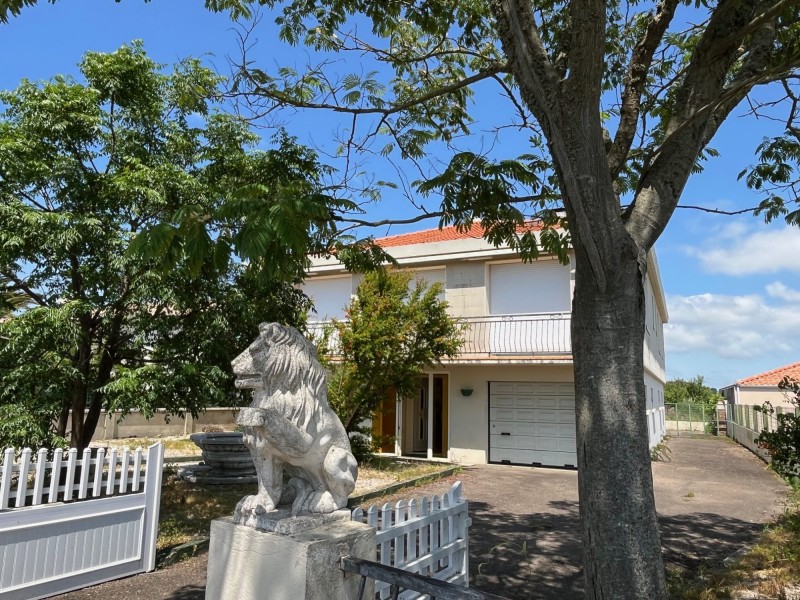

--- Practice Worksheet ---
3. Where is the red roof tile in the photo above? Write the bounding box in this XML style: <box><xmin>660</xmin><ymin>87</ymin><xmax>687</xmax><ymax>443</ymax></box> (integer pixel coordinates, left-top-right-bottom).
<box><xmin>375</xmin><ymin>221</ymin><xmax>545</xmax><ymax>248</ymax></box>
<box><xmin>736</xmin><ymin>361</ymin><xmax>800</xmax><ymax>386</ymax></box>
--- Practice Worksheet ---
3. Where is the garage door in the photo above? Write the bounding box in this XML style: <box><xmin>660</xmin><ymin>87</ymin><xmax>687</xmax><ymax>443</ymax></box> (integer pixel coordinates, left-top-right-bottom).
<box><xmin>489</xmin><ymin>382</ymin><xmax>577</xmax><ymax>468</ymax></box>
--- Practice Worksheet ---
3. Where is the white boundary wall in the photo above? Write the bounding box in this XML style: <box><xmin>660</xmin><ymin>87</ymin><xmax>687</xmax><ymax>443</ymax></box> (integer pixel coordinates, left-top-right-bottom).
<box><xmin>67</xmin><ymin>408</ymin><xmax>240</xmax><ymax>442</ymax></box>
<box><xmin>0</xmin><ymin>443</ymin><xmax>163</xmax><ymax>600</ymax></box>
<box><xmin>351</xmin><ymin>481</ymin><xmax>470</xmax><ymax>600</ymax></box>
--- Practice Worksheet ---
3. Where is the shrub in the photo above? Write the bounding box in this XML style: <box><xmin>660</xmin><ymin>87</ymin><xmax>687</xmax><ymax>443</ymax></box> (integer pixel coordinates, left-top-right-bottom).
<box><xmin>756</xmin><ymin>377</ymin><xmax>800</xmax><ymax>480</ymax></box>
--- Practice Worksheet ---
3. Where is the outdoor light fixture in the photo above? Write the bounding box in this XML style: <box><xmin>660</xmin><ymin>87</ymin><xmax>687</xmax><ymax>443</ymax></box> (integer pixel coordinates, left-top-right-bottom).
<box><xmin>460</xmin><ymin>387</ymin><xmax>473</xmax><ymax>397</ymax></box>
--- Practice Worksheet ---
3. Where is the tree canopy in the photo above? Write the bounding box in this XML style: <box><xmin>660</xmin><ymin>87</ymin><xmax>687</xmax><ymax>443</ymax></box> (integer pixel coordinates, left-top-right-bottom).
<box><xmin>664</xmin><ymin>375</ymin><xmax>720</xmax><ymax>405</ymax></box>
<box><xmin>0</xmin><ymin>42</ymin><xmax>315</xmax><ymax>450</ymax></box>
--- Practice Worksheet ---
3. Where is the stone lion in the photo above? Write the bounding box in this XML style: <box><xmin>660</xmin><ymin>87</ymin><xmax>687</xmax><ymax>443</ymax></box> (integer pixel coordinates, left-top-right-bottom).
<box><xmin>231</xmin><ymin>322</ymin><xmax>358</xmax><ymax>520</ymax></box>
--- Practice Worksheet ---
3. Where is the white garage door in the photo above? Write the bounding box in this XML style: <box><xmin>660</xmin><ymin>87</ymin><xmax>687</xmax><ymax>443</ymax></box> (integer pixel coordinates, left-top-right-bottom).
<box><xmin>489</xmin><ymin>382</ymin><xmax>577</xmax><ymax>468</ymax></box>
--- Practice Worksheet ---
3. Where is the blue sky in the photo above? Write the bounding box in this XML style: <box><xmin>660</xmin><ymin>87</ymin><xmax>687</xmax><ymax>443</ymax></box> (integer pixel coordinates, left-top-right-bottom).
<box><xmin>3</xmin><ymin>0</ymin><xmax>799</xmax><ymax>389</ymax></box>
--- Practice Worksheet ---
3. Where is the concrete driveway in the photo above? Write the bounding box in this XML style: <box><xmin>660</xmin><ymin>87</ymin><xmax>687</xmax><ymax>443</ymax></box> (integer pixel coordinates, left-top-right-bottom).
<box><xmin>54</xmin><ymin>435</ymin><xmax>788</xmax><ymax>600</ymax></box>
<box><xmin>478</xmin><ymin>436</ymin><xmax>786</xmax><ymax>598</ymax></box>
<box><xmin>373</xmin><ymin>435</ymin><xmax>788</xmax><ymax>599</ymax></box>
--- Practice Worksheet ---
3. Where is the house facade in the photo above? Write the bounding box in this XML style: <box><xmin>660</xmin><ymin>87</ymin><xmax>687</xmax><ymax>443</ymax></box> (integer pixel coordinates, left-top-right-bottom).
<box><xmin>721</xmin><ymin>361</ymin><xmax>800</xmax><ymax>410</ymax></box>
<box><xmin>302</xmin><ymin>223</ymin><xmax>668</xmax><ymax>468</ymax></box>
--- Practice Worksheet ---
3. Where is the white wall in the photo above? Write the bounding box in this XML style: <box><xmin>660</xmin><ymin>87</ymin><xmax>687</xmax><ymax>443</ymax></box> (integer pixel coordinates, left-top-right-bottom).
<box><xmin>442</xmin><ymin>363</ymin><xmax>574</xmax><ymax>464</ymax></box>
<box><xmin>734</xmin><ymin>386</ymin><xmax>796</xmax><ymax>409</ymax></box>
<box><xmin>644</xmin><ymin>370</ymin><xmax>666</xmax><ymax>448</ymax></box>
<box><xmin>644</xmin><ymin>273</ymin><xmax>666</xmax><ymax>383</ymax></box>
<box><xmin>444</xmin><ymin>262</ymin><xmax>486</xmax><ymax>317</ymax></box>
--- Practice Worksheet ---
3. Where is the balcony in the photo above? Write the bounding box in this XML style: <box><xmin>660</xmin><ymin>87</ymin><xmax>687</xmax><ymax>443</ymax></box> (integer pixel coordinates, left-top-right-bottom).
<box><xmin>459</xmin><ymin>313</ymin><xmax>571</xmax><ymax>356</ymax></box>
<box><xmin>306</xmin><ymin>312</ymin><xmax>572</xmax><ymax>359</ymax></box>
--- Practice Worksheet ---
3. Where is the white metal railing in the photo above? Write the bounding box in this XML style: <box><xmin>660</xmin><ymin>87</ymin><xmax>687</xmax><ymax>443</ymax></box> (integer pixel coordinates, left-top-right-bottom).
<box><xmin>0</xmin><ymin>443</ymin><xmax>164</xmax><ymax>600</ymax></box>
<box><xmin>308</xmin><ymin>313</ymin><xmax>572</xmax><ymax>357</ymax></box>
<box><xmin>351</xmin><ymin>481</ymin><xmax>471</xmax><ymax>600</ymax></box>
<box><xmin>460</xmin><ymin>313</ymin><xmax>571</xmax><ymax>355</ymax></box>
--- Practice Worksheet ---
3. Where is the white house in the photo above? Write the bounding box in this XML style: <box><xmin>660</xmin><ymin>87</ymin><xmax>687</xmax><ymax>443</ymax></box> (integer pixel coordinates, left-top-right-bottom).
<box><xmin>721</xmin><ymin>361</ymin><xmax>800</xmax><ymax>410</ymax></box>
<box><xmin>302</xmin><ymin>222</ymin><xmax>668</xmax><ymax>467</ymax></box>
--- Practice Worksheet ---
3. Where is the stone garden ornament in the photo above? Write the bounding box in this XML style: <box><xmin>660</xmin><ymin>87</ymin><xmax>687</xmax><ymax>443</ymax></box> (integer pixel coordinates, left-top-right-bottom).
<box><xmin>231</xmin><ymin>323</ymin><xmax>358</xmax><ymax>526</ymax></box>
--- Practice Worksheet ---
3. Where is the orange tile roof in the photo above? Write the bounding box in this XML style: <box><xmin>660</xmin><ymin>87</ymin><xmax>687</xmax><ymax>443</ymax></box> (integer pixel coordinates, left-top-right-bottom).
<box><xmin>736</xmin><ymin>361</ymin><xmax>800</xmax><ymax>386</ymax></box>
<box><xmin>375</xmin><ymin>221</ymin><xmax>545</xmax><ymax>248</ymax></box>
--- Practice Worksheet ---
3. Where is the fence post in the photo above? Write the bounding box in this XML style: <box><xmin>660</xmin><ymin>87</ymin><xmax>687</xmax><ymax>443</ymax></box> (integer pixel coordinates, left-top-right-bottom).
<box><xmin>0</xmin><ymin>448</ymin><xmax>14</xmax><ymax>510</ymax></box>
<box><xmin>142</xmin><ymin>442</ymin><xmax>164</xmax><ymax>572</ymax></box>
<box><xmin>15</xmin><ymin>448</ymin><xmax>32</xmax><ymax>508</ymax></box>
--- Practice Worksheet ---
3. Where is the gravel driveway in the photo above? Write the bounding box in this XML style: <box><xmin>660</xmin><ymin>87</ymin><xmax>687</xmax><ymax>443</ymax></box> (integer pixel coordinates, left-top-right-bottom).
<box><xmin>53</xmin><ymin>435</ymin><xmax>788</xmax><ymax>600</ymax></box>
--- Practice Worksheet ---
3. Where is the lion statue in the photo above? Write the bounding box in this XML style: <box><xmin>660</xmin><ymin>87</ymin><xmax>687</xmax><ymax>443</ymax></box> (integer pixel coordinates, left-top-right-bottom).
<box><xmin>231</xmin><ymin>322</ymin><xmax>358</xmax><ymax>521</ymax></box>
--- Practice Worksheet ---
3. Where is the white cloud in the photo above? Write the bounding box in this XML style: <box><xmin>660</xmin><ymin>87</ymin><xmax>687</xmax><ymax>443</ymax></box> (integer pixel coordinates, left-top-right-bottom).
<box><xmin>665</xmin><ymin>292</ymin><xmax>800</xmax><ymax>360</ymax></box>
<box><xmin>766</xmin><ymin>282</ymin><xmax>800</xmax><ymax>302</ymax></box>
<box><xmin>686</xmin><ymin>224</ymin><xmax>800</xmax><ymax>276</ymax></box>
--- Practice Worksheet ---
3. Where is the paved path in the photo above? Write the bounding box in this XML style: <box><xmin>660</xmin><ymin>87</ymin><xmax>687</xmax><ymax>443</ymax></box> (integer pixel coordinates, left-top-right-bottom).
<box><xmin>53</xmin><ymin>435</ymin><xmax>788</xmax><ymax>600</ymax></box>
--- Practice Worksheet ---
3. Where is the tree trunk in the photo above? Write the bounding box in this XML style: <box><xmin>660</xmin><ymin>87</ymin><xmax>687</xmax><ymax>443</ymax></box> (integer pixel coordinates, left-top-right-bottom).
<box><xmin>80</xmin><ymin>395</ymin><xmax>104</xmax><ymax>452</ymax></box>
<box><xmin>69</xmin><ymin>390</ymin><xmax>86</xmax><ymax>450</ymax></box>
<box><xmin>572</xmin><ymin>242</ymin><xmax>666</xmax><ymax>598</ymax></box>
<box><xmin>56</xmin><ymin>397</ymin><xmax>70</xmax><ymax>440</ymax></box>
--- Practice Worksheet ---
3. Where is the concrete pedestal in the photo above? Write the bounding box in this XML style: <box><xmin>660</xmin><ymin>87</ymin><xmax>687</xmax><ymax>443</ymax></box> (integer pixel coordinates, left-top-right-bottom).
<box><xmin>206</xmin><ymin>514</ymin><xmax>375</xmax><ymax>600</ymax></box>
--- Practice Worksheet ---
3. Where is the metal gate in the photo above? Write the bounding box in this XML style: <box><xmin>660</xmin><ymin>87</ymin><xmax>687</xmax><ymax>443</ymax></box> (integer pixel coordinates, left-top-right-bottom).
<box><xmin>0</xmin><ymin>443</ymin><xmax>164</xmax><ymax>600</ymax></box>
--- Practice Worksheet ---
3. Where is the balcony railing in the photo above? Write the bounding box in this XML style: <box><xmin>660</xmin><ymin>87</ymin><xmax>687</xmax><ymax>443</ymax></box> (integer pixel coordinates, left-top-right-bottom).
<box><xmin>306</xmin><ymin>312</ymin><xmax>572</xmax><ymax>358</ymax></box>
<box><xmin>460</xmin><ymin>312</ymin><xmax>571</xmax><ymax>355</ymax></box>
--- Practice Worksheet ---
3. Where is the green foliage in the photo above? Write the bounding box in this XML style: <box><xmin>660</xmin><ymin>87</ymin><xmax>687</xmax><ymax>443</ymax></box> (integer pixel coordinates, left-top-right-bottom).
<box><xmin>664</xmin><ymin>376</ymin><xmax>720</xmax><ymax>406</ymax></box>
<box><xmin>0</xmin><ymin>43</ymin><xmax>312</xmax><ymax>450</ymax></box>
<box><xmin>649</xmin><ymin>438</ymin><xmax>671</xmax><ymax>462</ymax></box>
<box><xmin>201</xmin><ymin>0</ymin><xmax>800</xmax><ymax>242</ymax></box>
<box><xmin>0</xmin><ymin>274</ymin><xmax>31</xmax><ymax>316</ymax></box>
<box><xmin>745</xmin><ymin>135</ymin><xmax>800</xmax><ymax>226</ymax></box>
<box><xmin>756</xmin><ymin>377</ymin><xmax>800</xmax><ymax>481</ymax></box>
<box><xmin>320</xmin><ymin>269</ymin><xmax>463</xmax><ymax>460</ymax></box>
<box><xmin>0</xmin><ymin>402</ymin><xmax>67</xmax><ymax>451</ymax></box>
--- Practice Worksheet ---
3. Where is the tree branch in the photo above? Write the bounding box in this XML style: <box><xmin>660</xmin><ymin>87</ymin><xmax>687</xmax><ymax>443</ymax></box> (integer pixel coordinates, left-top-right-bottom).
<box><xmin>237</xmin><ymin>65</ymin><xmax>506</xmax><ymax>118</ymax></box>
<box><xmin>718</xmin><ymin>0</ymin><xmax>797</xmax><ymax>50</ymax></box>
<box><xmin>1</xmin><ymin>271</ymin><xmax>47</xmax><ymax>307</ymax></box>
<box><xmin>675</xmin><ymin>204</ymin><xmax>764</xmax><ymax>216</ymax></box>
<box><xmin>332</xmin><ymin>194</ymin><xmax>559</xmax><ymax>234</ymax></box>
<box><xmin>608</xmin><ymin>0</ymin><xmax>680</xmax><ymax>180</ymax></box>
<box><xmin>563</xmin><ymin>0</ymin><xmax>606</xmax><ymax>105</ymax></box>
<box><xmin>626</xmin><ymin>0</ymin><xmax>785</xmax><ymax>250</ymax></box>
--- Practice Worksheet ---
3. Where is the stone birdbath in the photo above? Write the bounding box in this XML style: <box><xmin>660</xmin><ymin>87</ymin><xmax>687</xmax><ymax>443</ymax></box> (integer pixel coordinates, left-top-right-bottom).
<box><xmin>177</xmin><ymin>431</ymin><xmax>257</xmax><ymax>485</ymax></box>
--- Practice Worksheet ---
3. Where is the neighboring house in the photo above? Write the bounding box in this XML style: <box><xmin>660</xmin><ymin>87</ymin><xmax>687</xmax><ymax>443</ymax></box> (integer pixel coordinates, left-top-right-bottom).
<box><xmin>721</xmin><ymin>362</ymin><xmax>800</xmax><ymax>410</ymax></box>
<box><xmin>302</xmin><ymin>222</ymin><xmax>668</xmax><ymax>468</ymax></box>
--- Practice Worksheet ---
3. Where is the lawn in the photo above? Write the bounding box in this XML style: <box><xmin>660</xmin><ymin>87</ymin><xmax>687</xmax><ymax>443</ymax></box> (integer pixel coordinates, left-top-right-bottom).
<box><xmin>156</xmin><ymin>456</ymin><xmax>456</xmax><ymax>550</ymax></box>
<box><xmin>91</xmin><ymin>435</ymin><xmax>200</xmax><ymax>458</ymax></box>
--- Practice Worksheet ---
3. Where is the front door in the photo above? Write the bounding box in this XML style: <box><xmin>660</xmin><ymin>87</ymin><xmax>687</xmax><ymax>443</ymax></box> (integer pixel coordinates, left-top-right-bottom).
<box><xmin>412</xmin><ymin>380</ymin><xmax>429</xmax><ymax>453</ymax></box>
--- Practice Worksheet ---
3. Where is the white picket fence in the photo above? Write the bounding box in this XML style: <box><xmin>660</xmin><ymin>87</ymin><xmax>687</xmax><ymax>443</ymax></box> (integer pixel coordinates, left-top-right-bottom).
<box><xmin>0</xmin><ymin>443</ymin><xmax>164</xmax><ymax>600</ymax></box>
<box><xmin>351</xmin><ymin>481</ymin><xmax>471</xmax><ymax>600</ymax></box>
